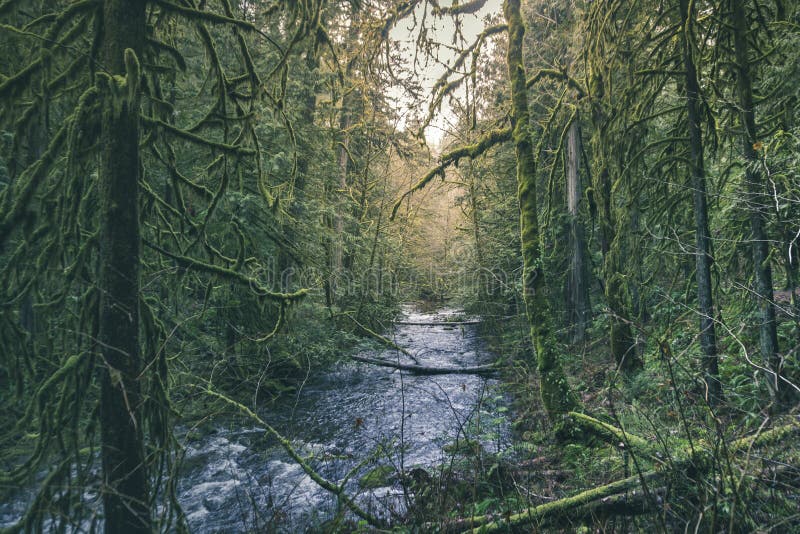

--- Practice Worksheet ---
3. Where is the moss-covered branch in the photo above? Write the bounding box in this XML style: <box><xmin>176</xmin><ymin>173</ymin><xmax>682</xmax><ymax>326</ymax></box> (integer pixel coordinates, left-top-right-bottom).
<box><xmin>568</xmin><ymin>412</ymin><xmax>653</xmax><ymax>453</ymax></box>
<box><xmin>431</xmin><ymin>0</ymin><xmax>488</xmax><ymax>16</ymax></box>
<box><xmin>390</xmin><ymin>126</ymin><xmax>511</xmax><ymax>220</ymax></box>
<box><xmin>0</xmin><ymin>0</ymin><xmax>97</xmax><ymax>98</ymax></box>
<box><xmin>420</xmin><ymin>23</ymin><xmax>507</xmax><ymax>132</ymax></box>
<box><xmin>341</xmin><ymin>313</ymin><xmax>418</xmax><ymax>362</ymax></box>
<box><xmin>204</xmin><ymin>387</ymin><xmax>387</xmax><ymax>528</ymax></box>
<box><xmin>526</xmin><ymin>68</ymin><xmax>586</xmax><ymax>97</ymax></box>
<box><xmin>0</xmin><ymin>122</ymin><xmax>69</xmax><ymax>248</ymax></box>
<box><xmin>729</xmin><ymin>418</ymin><xmax>800</xmax><ymax>452</ymax></box>
<box><xmin>152</xmin><ymin>0</ymin><xmax>263</xmax><ymax>34</ymax></box>
<box><xmin>143</xmin><ymin>240</ymin><xmax>307</xmax><ymax>302</ymax></box>
<box><xmin>141</xmin><ymin>116</ymin><xmax>256</xmax><ymax>155</ymax></box>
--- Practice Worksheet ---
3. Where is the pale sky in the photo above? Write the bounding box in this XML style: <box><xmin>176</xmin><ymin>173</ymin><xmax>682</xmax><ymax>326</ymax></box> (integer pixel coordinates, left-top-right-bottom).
<box><xmin>388</xmin><ymin>0</ymin><xmax>504</xmax><ymax>147</ymax></box>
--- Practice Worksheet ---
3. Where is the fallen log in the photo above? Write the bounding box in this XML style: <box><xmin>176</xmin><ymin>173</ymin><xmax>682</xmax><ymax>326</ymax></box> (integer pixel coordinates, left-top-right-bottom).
<box><xmin>454</xmin><ymin>417</ymin><xmax>800</xmax><ymax>533</ymax></box>
<box><xmin>568</xmin><ymin>412</ymin><xmax>655</xmax><ymax>455</ymax></box>
<box><xmin>395</xmin><ymin>320</ymin><xmax>481</xmax><ymax>326</ymax></box>
<box><xmin>436</xmin><ymin>486</ymin><xmax>665</xmax><ymax>534</ymax></box>
<box><xmin>349</xmin><ymin>354</ymin><xmax>498</xmax><ymax>375</ymax></box>
<box><xmin>431</xmin><ymin>470</ymin><xmax>664</xmax><ymax>534</ymax></box>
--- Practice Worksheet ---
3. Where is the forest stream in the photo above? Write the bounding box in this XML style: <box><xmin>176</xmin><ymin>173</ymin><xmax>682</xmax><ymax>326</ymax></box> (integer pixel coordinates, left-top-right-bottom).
<box><xmin>177</xmin><ymin>304</ymin><xmax>511</xmax><ymax>532</ymax></box>
<box><xmin>4</xmin><ymin>1</ymin><xmax>800</xmax><ymax>530</ymax></box>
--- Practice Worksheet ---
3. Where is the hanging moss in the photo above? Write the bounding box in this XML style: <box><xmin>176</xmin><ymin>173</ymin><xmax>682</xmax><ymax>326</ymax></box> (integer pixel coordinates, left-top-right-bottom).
<box><xmin>0</xmin><ymin>0</ymin><xmax>321</xmax><ymax>530</ymax></box>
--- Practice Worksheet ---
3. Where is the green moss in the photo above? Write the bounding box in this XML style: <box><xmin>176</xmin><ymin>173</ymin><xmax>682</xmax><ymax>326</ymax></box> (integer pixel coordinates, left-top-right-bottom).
<box><xmin>358</xmin><ymin>465</ymin><xmax>396</xmax><ymax>489</ymax></box>
<box><xmin>503</xmin><ymin>0</ymin><xmax>578</xmax><ymax>423</ymax></box>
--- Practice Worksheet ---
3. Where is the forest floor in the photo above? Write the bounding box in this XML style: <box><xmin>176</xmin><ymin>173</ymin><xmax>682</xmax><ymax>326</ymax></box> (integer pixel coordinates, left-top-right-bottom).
<box><xmin>437</xmin><ymin>313</ymin><xmax>800</xmax><ymax>533</ymax></box>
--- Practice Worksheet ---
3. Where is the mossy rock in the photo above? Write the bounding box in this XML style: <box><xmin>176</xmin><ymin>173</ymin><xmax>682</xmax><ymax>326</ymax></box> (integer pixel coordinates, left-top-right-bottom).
<box><xmin>358</xmin><ymin>465</ymin><xmax>396</xmax><ymax>489</ymax></box>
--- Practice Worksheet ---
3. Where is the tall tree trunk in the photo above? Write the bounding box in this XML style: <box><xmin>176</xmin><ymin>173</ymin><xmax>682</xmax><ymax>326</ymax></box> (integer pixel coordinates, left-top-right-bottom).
<box><xmin>504</xmin><ymin>0</ymin><xmax>576</xmax><ymax>420</ymax></box>
<box><xmin>680</xmin><ymin>0</ymin><xmax>722</xmax><ymax>404</ymax></box>
<box><xmin>604</xmin><ymin>229</ymin><xmax>636</xmax><ymax>369</ymax></box>
<box><xmin>356</xmin><ymin>190</ymin><xmax>385</xmax><ymax>321</ymax></box>
<box><xmin>331</xmin><ymin>7</ymin><xmax>360</xmax><ymax>299</ymax></box>
<box><xmin>594</xmin><ymin>163</ymin><xmax>638</xmax><ymax>369</ymax></box>
<box><xmin>731</xmin><ymin>0</ymin><xmax>784</xmax><ymax>404</ymax></box>
<box><xmin>279</xmin><ymin>50</ymin><xmax>318</xmax><ymax>289</ymax></box>
<box><xmin>566</xmin><ymin>118</ymin><xmax>591</xmax><ymax>344</ymax></box>
<box><xmin>333</xmin><ymin>101</ymin><xmax>349</xmax><ymax>275</ymax></box>
<box><xmin>97</xmin><ymin>1</ymin><xmax>150</xmax><ymax>531</ymax></box>
<box><xmin>587</xmin><ymin>63</ymin><xmax>638</xmax><ymax>369</ymax></box>
<box><xmin>465</xmin><ymin>159</ymin><xmax>489</xmax><ymax>307</ymax></box>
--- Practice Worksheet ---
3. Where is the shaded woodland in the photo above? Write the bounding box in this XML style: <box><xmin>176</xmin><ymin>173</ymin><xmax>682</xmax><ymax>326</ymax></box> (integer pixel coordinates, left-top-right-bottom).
<box><xmin>1</xmin><ymin>0</ymin><xmax>800</xmax><ymax>532</ymax></box>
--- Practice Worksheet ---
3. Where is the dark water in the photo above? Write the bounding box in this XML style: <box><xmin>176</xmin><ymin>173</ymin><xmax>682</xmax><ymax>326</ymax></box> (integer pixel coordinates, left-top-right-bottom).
<box><xmin>178</xmin><ymin>305</ymin><xmax>512</xmax><ymax>532</ymax></box>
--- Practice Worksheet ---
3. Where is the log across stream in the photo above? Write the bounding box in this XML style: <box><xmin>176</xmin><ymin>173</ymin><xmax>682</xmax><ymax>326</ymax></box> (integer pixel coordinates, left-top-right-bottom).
<box><xmin>175</xmin><ymin>305</ymin><xmax>512</xmax><ymax>532</ymax></box>
<box><xmin>348</xmin><ymin>354</ymin><xmax>498</xmax><ymax>375</ymax></box>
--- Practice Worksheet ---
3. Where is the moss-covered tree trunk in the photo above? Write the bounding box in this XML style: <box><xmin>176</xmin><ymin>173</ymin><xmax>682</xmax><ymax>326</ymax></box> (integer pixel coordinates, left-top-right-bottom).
<box><xmin>97</xmin><ymin>1</ymin><xmax>150</xmax><ymax>531</ymax></box>
<box><xmin>586</xmin><ymin>66</ymin><xmax>638</xmax><ymax>370</ymax></box>
<box><xmin>333</xmin><ymin>95</ymin><xmax>349</xmax><ymax>276</ymax></box>
<box><xmin>679</xmin><ymin>0</ymin><xmax>722</xmax><ymax>404</ymax></box>
<box><xmin>595</xmin><ymin>165</ymin><xmax>637</xmax><ymax>369</ymax></box>
<box><xmin>730</xmin><ymin>0</ymin><xmax>783</xmax><ymax>404</ymax></box>
<box><xmin>504</xmin><ymin>0</ymin><xmax>575</xmax><ymax>419</ymax></box>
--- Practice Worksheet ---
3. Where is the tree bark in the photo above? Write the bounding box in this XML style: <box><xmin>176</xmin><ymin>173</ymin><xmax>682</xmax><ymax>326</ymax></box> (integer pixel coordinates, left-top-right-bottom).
<box><xmin>596</xmin><ymin>166</ymin><xmax>638</xmax><ymax>370</ymax></box>
<box><xmin>504</xmin><ymin>0</ymin><xmax>576</xmax><ymax>419</ymax></box>
<box><xmin>279</xmin><ymin>49</ymin><xmax>318</xmax><ymax>289</ymax></box>
<box><xmin>97</xmin><ymin>1</ymin><xmax>150</xmax><ymax>531</ymax></box>
<box><xmin>333</xmin><ymin>99</ymin><xmax>349</xmax><ymax>275</ymax></box>
<box><xmin>730</xmin><ymin>0</ymin><xmax>784</xmax><ymax>404</ymax></box>
<box><xmin>566</xmin><ymin>118</ymin><xmax>591</xmax><ymax>343</ymax></box>
<box><xmin>587</xmin><ymin>79</ymin><xmax>638</xmax><ymax>369</ymax></box>
<box><xmin>331</xmin><ymin>6</ymin><xmax>360</xmax><ymax>296</ymax></box>
<box><xmin>680</xmin><ymin>0</ymin><xmax>722</xmax><ymax>404</ymax></box>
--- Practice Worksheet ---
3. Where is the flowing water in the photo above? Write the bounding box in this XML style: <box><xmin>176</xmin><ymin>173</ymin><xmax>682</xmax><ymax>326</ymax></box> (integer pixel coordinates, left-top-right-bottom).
<box><xmin>0</xmin><ymin>305</ymin><xmax>512</xmax><ymax>532</ymax></box>
<box><xmin>178</xmin><ymin>305</ymin><xmax>512</xmax><ymax>532</ymax></box>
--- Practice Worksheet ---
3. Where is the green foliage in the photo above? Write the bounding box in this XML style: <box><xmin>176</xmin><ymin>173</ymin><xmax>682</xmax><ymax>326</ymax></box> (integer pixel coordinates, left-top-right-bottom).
<box><xmin>358</xmin><ymin>465</ymin><xmax>396</xmax><ymax>489</ymax></box>
<box><xmin>0</xmin><ymin>0</ymin><xmax>406</xmax><ymax>530</ymax></box>
<box><xmin>2</xmin><ymin>0</ymin><xmax>800</xmax><ymax>531</ymax></box>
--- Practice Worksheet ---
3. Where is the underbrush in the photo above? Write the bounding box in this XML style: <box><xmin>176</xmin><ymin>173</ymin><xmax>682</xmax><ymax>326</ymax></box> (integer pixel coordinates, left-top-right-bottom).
<box><xmin>412</xmin><ymin>309</ymin><xmax>800</xmax><ymax>533</ymax></box>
